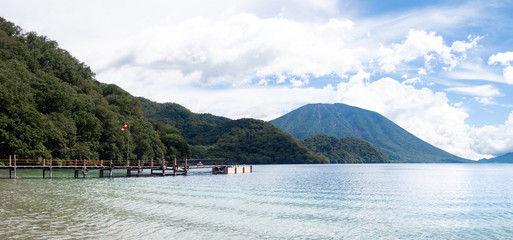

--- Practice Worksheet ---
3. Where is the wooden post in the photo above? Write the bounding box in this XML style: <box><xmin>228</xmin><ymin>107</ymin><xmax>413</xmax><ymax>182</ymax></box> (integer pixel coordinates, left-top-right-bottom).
<box><xmin>173</xmin><ymin>158</ymin><xmax>177</xmax><ymax>176</ymax></box>
<box><xmin>184</xmin><ymin>158</ymin><xmax>188</xmax><ymax>175</ymax></box>
<box><xmin>42</xmin><ymin>159</ymin><xmax>46</xmax><ymax>179</ymax></box>
<box><xmin>109</xmin><ymin>159</ymin><xmax>113</xmax><ymax>178</ymax></box>
<box><xmin>82</xmin><ymin>160</ymin><xmax>86</xmax><ymax>178</ymax></box>
<box><xmin>9</xmin><ymin>155</ymin><xmax>11</xmax><ymax>166</ymax></box>
<box><xmin>138</xmin><ymin>160</ymin><xmax>141</xmax><ymax>177</ymax></box>
<box><xmin>49</xmin><ymin>159</ymin><xmax>52</xmax><ymax>179</ymax></box>
<box><xmin>151</xmin><ymin>158</ymin><xmax>153</xmax><ymax>168</ymax></box>
<box><xmin>13</xmin><ymin>154</ymin><xmax>16</xmax><ymax>179</ymax></box>
<box><xmin>100</xmin><ymin>160</ymin><xmax>103</xmax><ymax>167</ymax></box>
<box><xmin>127</xmin><ymin>159</ymin><xmax>130</xmax><ymax>167</ymax></box>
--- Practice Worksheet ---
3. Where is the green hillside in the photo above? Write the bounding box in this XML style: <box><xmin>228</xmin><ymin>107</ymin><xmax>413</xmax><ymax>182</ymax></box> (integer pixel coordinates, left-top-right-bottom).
<box><xmin>191</xmin><ymin>118</ymin><xmax>329</xmax><ymax>164</ymax></box>
<box><xmin>140</xmin><ymin>99</ymin><xmax>392</xmax><ymax>164</ymax></box>
<box><xmin>479</xmin><ymin>152</ymin><xmax>513</xmax><ymax>163</ymax></box>
<box><xmin>271</xmin><ymin>103</ymin><xmax>471</xmax><ymax>163</ymax></box>
<box><xmin>0</xmin><ymin>17</ymin><xmax>189</xmax><ymax>160</ymax></box>
<box><xmin>303</xmin><ymin>134</ymin><xmax>389</xmax><ymax>163</ymax></box>
<box><xmin>138</xmin><ymin>97</ymin><xmax>230</xmax><ymax>145</ymax></box>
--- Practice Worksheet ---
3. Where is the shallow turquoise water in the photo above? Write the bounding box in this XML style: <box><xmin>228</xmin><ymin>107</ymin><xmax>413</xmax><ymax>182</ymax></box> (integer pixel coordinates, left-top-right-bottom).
<box><xmin>1</xmin><ymin>164</ymin><xmax>513</xmax><ymax>239</ymax></box>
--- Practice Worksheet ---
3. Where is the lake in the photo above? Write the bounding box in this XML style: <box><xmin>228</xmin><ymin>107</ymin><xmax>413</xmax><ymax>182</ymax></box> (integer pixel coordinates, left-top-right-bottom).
<box><xmin>1</xmin><ymin>164</ymin><xmax>513</xmax><ymax>239</ymax></box>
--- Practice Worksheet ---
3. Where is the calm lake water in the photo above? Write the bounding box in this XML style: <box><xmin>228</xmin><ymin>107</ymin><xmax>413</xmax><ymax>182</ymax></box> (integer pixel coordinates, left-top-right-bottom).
<box><xmin>1</xmin><ymin>164</ymin><xmax>513</xmax><ymax>239</ymax></box>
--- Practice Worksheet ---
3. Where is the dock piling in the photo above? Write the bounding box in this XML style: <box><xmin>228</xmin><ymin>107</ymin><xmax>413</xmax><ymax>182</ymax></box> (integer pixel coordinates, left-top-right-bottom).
<box><xmin>49</xmin><ymin>159</ymin><xmax>52</xmax><ymax>179</ymax></box>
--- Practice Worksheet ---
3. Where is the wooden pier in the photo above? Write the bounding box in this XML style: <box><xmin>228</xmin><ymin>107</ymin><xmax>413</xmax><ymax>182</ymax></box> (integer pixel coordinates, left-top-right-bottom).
<box><xmin>0</xmin><ymin>155</ymin><xmax>251</xmax><ymax>179</ymax></box>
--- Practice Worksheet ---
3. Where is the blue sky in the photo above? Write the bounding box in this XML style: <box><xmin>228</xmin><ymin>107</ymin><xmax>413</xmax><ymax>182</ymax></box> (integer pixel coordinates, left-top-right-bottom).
<box><xmin>1</xmin><ymin>0</ymin><xmax>513</xmax><ymax>159</ymax></box>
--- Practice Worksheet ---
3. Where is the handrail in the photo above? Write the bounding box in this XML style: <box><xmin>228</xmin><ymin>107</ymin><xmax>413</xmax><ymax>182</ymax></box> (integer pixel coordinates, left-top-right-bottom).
<box><xmin>0</xmin><ymin>158</ymin><xmax>229</xmax><ymax>167</ymax></box>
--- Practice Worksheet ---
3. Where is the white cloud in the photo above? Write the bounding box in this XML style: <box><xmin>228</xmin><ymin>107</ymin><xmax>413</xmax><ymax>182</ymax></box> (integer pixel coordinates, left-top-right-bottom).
<box><xmin>488</xmin><ymin>51</ymin><xmax>513</xmax><ymax>84</ymax></box>
<box><xmin>502</xmin><ymin>65</ymin><xmax>513</xmax><ymax>84</ymax></box>
<box><xmin>451</xmin><ymin>35</ymin><xmax>484</xmax><ymax>53</ymax></box>
<box><xmin>445</xmin><ymin>67</ymin><xmax>503</xmax><ymax>83</ymax></box>
<box><xmin>488</xmin><ymin>51</ymin><xmax>513</xmax><ymax>65</ymax></box>
<box><xmin>333</xmin><ymin>76</ymin><xmax>487</xmax><ymax>159</ymax></box>
<box><xmin>445</xmin><ymin>85</ymin><xmax>500</xmax><ymax>97</ymax></box>
<box><xmin>402</xmin><ymin>77</ymin><xmax>422</xmax><ymax>85</ymax></box>
<box><xmin>93</xmin><ymin>14</ymin><xmax>365</xmax><ymax>87</ymax></box>
<box><xmin>474</xmin><ymin>97</ymin><xmax>497</xmax><ymax>106</ymax></box>
<box><xmin>470</xmin><ymin>111</ymin><xmax>513</xmax><ymax>156</ymax></box>
<box><xmin>377</xmin><ymin>30</ymin><xmax>479</xmax><ymax>73</ymax></box>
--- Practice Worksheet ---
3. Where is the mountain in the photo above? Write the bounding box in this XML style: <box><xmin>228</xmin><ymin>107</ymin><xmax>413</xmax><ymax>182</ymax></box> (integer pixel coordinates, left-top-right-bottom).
<box><xmin>479</xmin><ymin>152</ymin><xmax>513</xmax><ymax>163</ymax></box>
<box><xmin>302</xmin><ymin>134</ymin><xmax>389</xmax><ymax>163</ymax></box>
<box><xmin>0</xmin><ymin>17</ymin><xmax>189</xmax><ymax>160</ymax></box>
<box><xmin>270</xmin><ymin>103</ymin><xmax>471</xmax><ymax>163</ymax></box>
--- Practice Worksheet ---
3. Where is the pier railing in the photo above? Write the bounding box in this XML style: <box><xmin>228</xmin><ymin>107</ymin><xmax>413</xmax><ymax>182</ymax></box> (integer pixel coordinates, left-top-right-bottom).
<box><xmin>0</xmin><ymin>156</ymin><xmax>231</xmax><ymax>178</ymax></box>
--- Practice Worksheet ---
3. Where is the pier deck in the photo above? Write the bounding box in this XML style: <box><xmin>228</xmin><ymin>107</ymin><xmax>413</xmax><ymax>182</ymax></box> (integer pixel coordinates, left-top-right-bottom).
<box><xmin>0</xmin><ymin>157</ymin><xmax>251</xmax><ymax>178</ymax></box>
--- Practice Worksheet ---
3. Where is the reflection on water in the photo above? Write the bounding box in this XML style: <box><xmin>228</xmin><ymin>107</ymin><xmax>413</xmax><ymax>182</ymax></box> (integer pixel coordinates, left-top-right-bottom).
<box><xmin>1</xmin><ymin>164</ymin><xmax>513</xmax><ymax>239</ymax></box>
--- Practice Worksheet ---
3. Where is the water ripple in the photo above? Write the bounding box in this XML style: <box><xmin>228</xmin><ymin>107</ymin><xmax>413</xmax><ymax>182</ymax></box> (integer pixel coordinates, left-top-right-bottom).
<box><xmin>2</xmin><ymin>164</ymin><xmax>513</xmax><ymax>239</ymax></box>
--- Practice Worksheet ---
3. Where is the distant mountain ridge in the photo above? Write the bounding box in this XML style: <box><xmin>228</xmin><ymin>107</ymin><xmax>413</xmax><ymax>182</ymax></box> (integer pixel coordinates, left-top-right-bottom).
<box><xmin>479</xmin><ymin>152</ymin><xmax>513</xmax><ymax>163</ymax></box>
<box><xmin>140</xmin><ymin>98</ymin><xmax>392</xmax><ymax>164</ymax></box>
<box><xmin>270</xmin><ymin>103</ymin><xmax>471</xmax><ymax>163</ymax></box>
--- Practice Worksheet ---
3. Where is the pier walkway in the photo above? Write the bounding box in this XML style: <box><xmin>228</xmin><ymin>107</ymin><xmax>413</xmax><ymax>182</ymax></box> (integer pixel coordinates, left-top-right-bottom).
<box><xmin>0</xmin><ymin>156</ymin><xmax>251</xmax><ymax>178</ymax></box>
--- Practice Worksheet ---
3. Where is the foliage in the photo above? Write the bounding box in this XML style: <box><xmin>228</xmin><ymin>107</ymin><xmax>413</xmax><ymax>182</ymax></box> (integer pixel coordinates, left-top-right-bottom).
<box><xmin>0</xmin><ymin>17</ymin><xmax>188</xmax><ymax>160</ymax></box>
<box><xmin>191</xmin><ymin>119</ymin><xmax>328</xmax><ymax>164</ymax></box>
<box><xmin>271</xmin><ymin>103</ymin><xmax>471</xmax><ymax>163</ymax></box>
<box><xmin>302</xmin><ymin>134</ymin><xmax>389</xmax><ymax>163</ymax></box>
<box><xmin>140</xmin><ymin>98</ymin><xmax>330</xmax><ymax>164</ymax></box>
<box><xmin>139</xmin><ymin>97</ymin><xmax>230</xmax><ymax>145</ymax></box>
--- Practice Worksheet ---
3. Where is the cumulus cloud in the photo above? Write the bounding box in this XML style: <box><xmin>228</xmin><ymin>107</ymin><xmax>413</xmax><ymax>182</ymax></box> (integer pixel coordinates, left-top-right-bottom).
<box><xmin>488</xmin><ymin>51</ymin><xmax>513</xmax><ymax>84</ymax></box>
<box><xmin>470</xmin><ymin>111</ymin><xmax>513</xmax><ymax>156</ymax></box>
<box><xmin>333</xmin><ymin>76</ymin><xmax>487</xmax><ymax>159</ymax></box>
<box><xmin>488</xmin><ymin>51</ymin><xmax>513</xmax><ymax>65</ymax></box>
<box><xmin>94</xmin><ymin>14</ymin><xmax>365</xmax><ymax>87</ymax></box>
<box><xmin>91</xmin><ymin>14</ymin><xmax>483</xmax><ymax>91</ymax></box>
<box><xmin>377</xmin><ymin>30</ymin><xmax>481</xmax><ymax>73</ymax></box>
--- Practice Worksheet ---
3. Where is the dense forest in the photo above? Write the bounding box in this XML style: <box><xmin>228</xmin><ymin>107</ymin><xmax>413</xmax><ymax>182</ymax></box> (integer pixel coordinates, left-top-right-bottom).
<box><xmin>302</xmin><ymin>134</ymin><xmax>389</xmax><ymax>163</ymax></box>
<box><xmin>1</xmin><ymin>17</ymin><xmax>390</xmax><ymax>164</ymax></box>
<box><xmin>140</xmin><ymin>98</ymin><xmax>328</xmax><ymax>163</ymax></box>
<box><xmin>0</xmin><ymin>17</ymin><xmax>189</xmax><ymax>161</ymax></box>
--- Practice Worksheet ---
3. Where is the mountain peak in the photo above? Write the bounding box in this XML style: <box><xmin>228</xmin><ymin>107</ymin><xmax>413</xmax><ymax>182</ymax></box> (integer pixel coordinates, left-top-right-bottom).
<box><xmin>271</xmin><ymin>103</ymin><xmax>471</xmax><ymax>163</ymax></box>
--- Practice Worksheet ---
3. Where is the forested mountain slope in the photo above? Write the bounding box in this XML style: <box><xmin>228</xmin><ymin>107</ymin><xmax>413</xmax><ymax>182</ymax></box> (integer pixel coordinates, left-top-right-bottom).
<box><xmin>302</xmin><ymin>134</ymin><xmax>389</xmax><ymax>163</ymax></box>
<box><xmin>0</xmin><ymin>17</ymin><xmax>189</xmax><ymax>160</ymax></box>
<box><xmin>271</xmin><ymin>103</ymin><xmax>471</xmax><ymax>163</ymax></box>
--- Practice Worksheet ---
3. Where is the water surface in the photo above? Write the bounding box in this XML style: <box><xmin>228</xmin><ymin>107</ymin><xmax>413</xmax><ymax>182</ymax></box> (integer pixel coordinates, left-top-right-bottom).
<box><xmin>1</xmin><ymin>164</ymin><xmax>512</xmax><ymax>239</ymax></box>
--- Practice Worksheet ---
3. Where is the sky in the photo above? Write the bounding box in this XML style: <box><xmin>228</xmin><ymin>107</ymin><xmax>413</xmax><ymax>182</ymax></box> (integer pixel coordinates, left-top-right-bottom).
<box><xmin>2</xmin><ymin>0</ymin><xmax>513</xmax><ymax>160</ymax></box>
